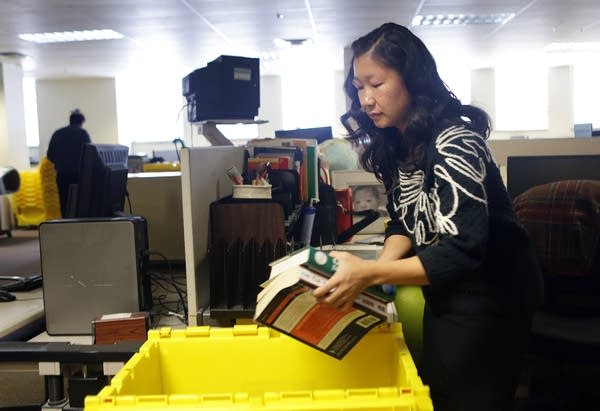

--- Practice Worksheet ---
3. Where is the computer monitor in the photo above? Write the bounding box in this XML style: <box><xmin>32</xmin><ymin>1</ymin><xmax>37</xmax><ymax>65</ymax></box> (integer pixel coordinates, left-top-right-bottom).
<box><xmin>71</xmin><ymin>143</ymin><xmax>129</xmax><ymax>218</ymax></box>
<box><xmin>506</xmin><ymin>154</ymin><xmax>600</xmax><ymax>200</ymax></box>
<box><xmin>275</xmin><ymin>126</ymin><xmax>333</xmax><ymax>144</ymax></box>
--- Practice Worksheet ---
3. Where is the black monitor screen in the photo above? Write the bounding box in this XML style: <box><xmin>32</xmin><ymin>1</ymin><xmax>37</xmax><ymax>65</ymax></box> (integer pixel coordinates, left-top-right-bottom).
<box><xmin>506</xmin><ymin>154</ymin><xmax>600</xmax><ymax>200</ymax></box>
<box><xmin>73</xmin><ymin>143</ymin><xmax>129</xmax><ymax>218</ymax></box>
<box><xmin>275</xmin><ymin>126</ymin><xmax>333</xmax><ymax>144</ymax></box>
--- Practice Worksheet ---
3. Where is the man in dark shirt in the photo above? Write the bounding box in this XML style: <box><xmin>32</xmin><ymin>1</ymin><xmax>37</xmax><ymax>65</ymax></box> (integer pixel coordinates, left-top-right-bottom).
<box><xmin>47</xmin><ymin>109</ymin><xmax>91</xmax><ymax>217</ymax></box>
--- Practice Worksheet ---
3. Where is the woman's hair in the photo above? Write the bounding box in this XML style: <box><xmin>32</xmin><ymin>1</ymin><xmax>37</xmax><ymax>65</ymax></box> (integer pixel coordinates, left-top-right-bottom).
<box><xmin>343</xmin><ymin>22</ymin><xmax>491</xmax><ymax>189</ymax></box>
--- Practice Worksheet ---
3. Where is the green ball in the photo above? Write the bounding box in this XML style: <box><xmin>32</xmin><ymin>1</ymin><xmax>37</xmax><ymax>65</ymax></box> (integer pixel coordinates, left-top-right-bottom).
<box><xmin>394</xmin><ymin>286</ymin><xmax>425</xmax><ymax>363</ymax></box>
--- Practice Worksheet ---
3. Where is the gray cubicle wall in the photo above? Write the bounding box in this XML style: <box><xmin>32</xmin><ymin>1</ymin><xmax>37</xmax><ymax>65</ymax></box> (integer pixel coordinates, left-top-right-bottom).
<box><xmin>180</xmin><ymin>146</ymin><xmax>245</xmax><ymax>326</ymax></box>
<box><xmin>127</xmin><ymin>172</ymin><xmax>184</xmax><ymax>261</ymax></box>
<box><xmin>488</xmin><ymin>137</ymin><xmax>600</xmax><ymax>169</ymax></box>
<box><xmin>487</xmin><ymin>137</ymin><xmax>600</xmax><ymax>187</ymax></box>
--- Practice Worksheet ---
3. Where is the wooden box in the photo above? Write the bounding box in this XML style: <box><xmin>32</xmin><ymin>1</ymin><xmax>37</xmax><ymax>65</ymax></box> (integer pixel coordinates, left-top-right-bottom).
<box><xmin>92</xmin><ymin>312</ymin><xmax>150</xmax><ymax>344</ymax></box>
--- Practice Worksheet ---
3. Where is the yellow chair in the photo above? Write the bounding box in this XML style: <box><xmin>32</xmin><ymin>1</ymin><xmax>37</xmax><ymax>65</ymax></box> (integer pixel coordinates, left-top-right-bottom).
<box><xmin>12</xmin><ymin>168</ymin><xmax>45</xmax><ymax>227</ymax></box>
<box><xmin>38</xmin><ymin>157</ymin><xmax>61</xmax><ymax>220</ymax></box>
<box><xmin>12</xmin><ymin>157</ymin><xmax>62</xmax><ymax>226</ymax></box>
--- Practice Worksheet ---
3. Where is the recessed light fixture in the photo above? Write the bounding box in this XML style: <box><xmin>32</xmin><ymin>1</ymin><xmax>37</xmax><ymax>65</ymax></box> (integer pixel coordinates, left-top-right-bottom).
<box><xmin>544</xmin><ymin>41</ymin><xmax>600</xmax><ymax>53</ymax></box>
<box><xmin>0</xmin><ymin>51</ymin><xmax>27</xmax><ymax>58</ymax></box>
<box><xmin>0</xmin><ymin>52</ymin><xmax>34</xmax><ymax>69</ymax></box>
<box><xmin>412</xmin><ymin>13</ymin><xmax>515</xmax><ymax>27</ymax></box>
<box><xmin>18</xmin><ymin>29</ymin><xmax>124</xmax><ymax>44</ymax></box>
<box><xmin>273</xmin><ymin>37</ymin><xmax>313</xmax><ymax>48</ymax></box>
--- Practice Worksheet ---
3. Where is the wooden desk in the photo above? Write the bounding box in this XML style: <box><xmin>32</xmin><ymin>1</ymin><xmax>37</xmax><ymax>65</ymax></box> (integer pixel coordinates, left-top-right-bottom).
<box><xmin>0</xmin><ymin>288</ymin><xmax>44</xmax><ymax>341</ymax></box>
<box><xmin>0</xmin><ymin>285</ymin><xmax>183</xmax><ymax>343</ymax></box>
<box><xmin>29</xmin><ymin>314</ymin><xmax>183</xmax><ymax>344</ymax></box>
<box><xmin>0</xmin><ymin>289</ymin><xmax>45</xmax><ymax>406</ymax></box>
<box><xmin>0</xmin><ymin>295</ymin><xmax>184</xmax><ymax>408</ymax></box>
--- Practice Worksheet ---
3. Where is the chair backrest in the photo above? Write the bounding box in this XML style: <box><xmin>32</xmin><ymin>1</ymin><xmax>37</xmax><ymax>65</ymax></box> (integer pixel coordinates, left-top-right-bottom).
<box><xmin>513</xmin><ymin>179</ymin><xmax>600</xmax><ymax>315</ymax></box>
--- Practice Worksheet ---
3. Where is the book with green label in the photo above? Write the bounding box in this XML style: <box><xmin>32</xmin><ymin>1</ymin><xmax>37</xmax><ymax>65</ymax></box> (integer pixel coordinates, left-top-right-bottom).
<box><xmin>254</xmin><ymin>247</ymin><xmax>397</xmax><ymax>359</ymax></box>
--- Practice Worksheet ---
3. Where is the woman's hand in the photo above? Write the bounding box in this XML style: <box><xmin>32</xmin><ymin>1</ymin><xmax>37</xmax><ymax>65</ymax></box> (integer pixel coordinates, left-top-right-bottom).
<box><xmin>312</xmin><ymin>251</ymin><xmax>373</xmax><ymax>311</ymax></box>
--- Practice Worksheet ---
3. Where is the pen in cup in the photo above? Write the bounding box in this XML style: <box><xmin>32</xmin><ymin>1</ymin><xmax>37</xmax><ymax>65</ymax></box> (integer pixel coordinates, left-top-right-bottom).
<box><xmin>251</xmin><ymin>161</ymin><xmax>271</xmax><ymax>185</ymax></box>
<box><xmin>259</xmin><ymin>161</ymin><xmax>271</xmax><ymax>180</ymax></box>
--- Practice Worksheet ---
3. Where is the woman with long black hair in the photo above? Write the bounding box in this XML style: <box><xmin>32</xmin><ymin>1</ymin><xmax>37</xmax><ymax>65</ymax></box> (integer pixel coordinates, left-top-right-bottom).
<box><xmin>313</xmin><ymin>23</ymin><xmax>543</xmax><ymax>411</ymax></box>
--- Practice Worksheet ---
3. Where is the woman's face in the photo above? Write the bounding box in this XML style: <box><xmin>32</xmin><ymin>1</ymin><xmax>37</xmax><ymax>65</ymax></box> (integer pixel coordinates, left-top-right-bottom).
<box><xmin>352</xmin><ymin>53</ymin><xmax>412</xmax><ymax>132</ymax></box>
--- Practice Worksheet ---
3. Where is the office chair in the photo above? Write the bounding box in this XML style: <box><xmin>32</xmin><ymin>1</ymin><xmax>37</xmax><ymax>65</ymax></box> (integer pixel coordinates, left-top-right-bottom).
<box><xmin>513</xmin><ymin>179</ymin><xmax>600</xmax><ymax>409</ymax></box>
<box><xmin>0</xmin><ymin>166</ymin><xmax>20</xmax><ymax>194</ymax></box>
<box><xmin>0</xmin><ymin>166</ymin><xmax>20</xmax><ymax>237</ymax></box>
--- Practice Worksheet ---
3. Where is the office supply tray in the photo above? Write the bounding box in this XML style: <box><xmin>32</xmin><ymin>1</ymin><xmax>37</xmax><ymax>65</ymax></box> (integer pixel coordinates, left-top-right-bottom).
<box><xmin>209</xmin><ymin>199</ymin><xmax>287</xmax><ymax>316</ymax></box>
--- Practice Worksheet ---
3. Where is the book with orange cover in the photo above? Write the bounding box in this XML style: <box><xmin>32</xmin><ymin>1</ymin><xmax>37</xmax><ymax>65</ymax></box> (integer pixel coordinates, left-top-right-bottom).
<box><xmin>247</xmin><ymin>156</ymin><xmax>290</xmax><ymax>171</ymax></box>
<box><xmin>254</xmin><ymin>247</ymin><xmax>396</xmax><ymax>359</ymax></box>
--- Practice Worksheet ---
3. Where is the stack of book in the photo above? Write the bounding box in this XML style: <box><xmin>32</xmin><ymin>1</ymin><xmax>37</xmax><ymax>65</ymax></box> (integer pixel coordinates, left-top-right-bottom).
<box><xmin>254</xmin><ymin>246</ymin><xmax>397</xmax><ymax>359</ymax></box>
<box><xmin>246</xmin><ymin>138</ymin><xmax>319</xmax><ymax>203</ymax></box>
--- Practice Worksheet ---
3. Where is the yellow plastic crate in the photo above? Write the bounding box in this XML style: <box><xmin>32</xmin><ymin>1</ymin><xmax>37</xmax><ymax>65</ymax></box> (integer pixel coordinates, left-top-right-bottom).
<box><xmin>85</xmin><ymin>324</ymin><xmax>432</xmax><ymax>410</ymax></box>
<box><xmin>142</xmin><ymin>162</ymin><xmax>181</xmax><ymax>172</ymax></box>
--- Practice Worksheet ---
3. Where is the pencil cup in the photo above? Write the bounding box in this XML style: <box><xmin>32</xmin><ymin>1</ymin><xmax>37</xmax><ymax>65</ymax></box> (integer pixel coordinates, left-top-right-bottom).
<box><xmin>232</xmin><ymin>184</ymin><xmax>272</xmax><ymax>199</ymax></box>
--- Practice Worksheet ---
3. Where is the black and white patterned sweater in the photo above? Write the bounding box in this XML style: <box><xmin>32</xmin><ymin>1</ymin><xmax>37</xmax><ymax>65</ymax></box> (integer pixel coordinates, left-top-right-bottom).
<box><xmin>385</xmin><ymin>125</ymin><xmax>543</xmax><ymax>316</ymax></box>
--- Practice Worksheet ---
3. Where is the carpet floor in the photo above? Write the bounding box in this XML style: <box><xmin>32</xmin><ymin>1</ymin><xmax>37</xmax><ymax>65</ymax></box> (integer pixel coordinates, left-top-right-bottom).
<box><xmin>0</xmin><ymin>229</ymin><xmax>40</xmax><ymax>279</ymax></box>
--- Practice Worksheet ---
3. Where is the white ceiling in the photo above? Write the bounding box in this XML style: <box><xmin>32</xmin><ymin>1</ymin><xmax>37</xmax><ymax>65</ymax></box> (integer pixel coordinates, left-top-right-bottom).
<box><xmin>0</xmin><ymin>0</ymin><xmax>599</xmax><ymax>79</ymax></box>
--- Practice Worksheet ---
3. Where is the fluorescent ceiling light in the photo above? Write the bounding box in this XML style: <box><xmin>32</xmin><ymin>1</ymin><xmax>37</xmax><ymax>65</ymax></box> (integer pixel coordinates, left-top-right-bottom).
<box><xmin>19</xmin><ymin>29</ymin><xmax>123</xmax><ymax>44</ymax></box>
<box><xmin>412</xmin><ymin>13</ymin><xmax>515</xmax><ymax>27</ymax></box>
<box><xmin>544</xmin><ymin>41</ymin><xmax>600</xmax><ymax>53</ymax></box>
